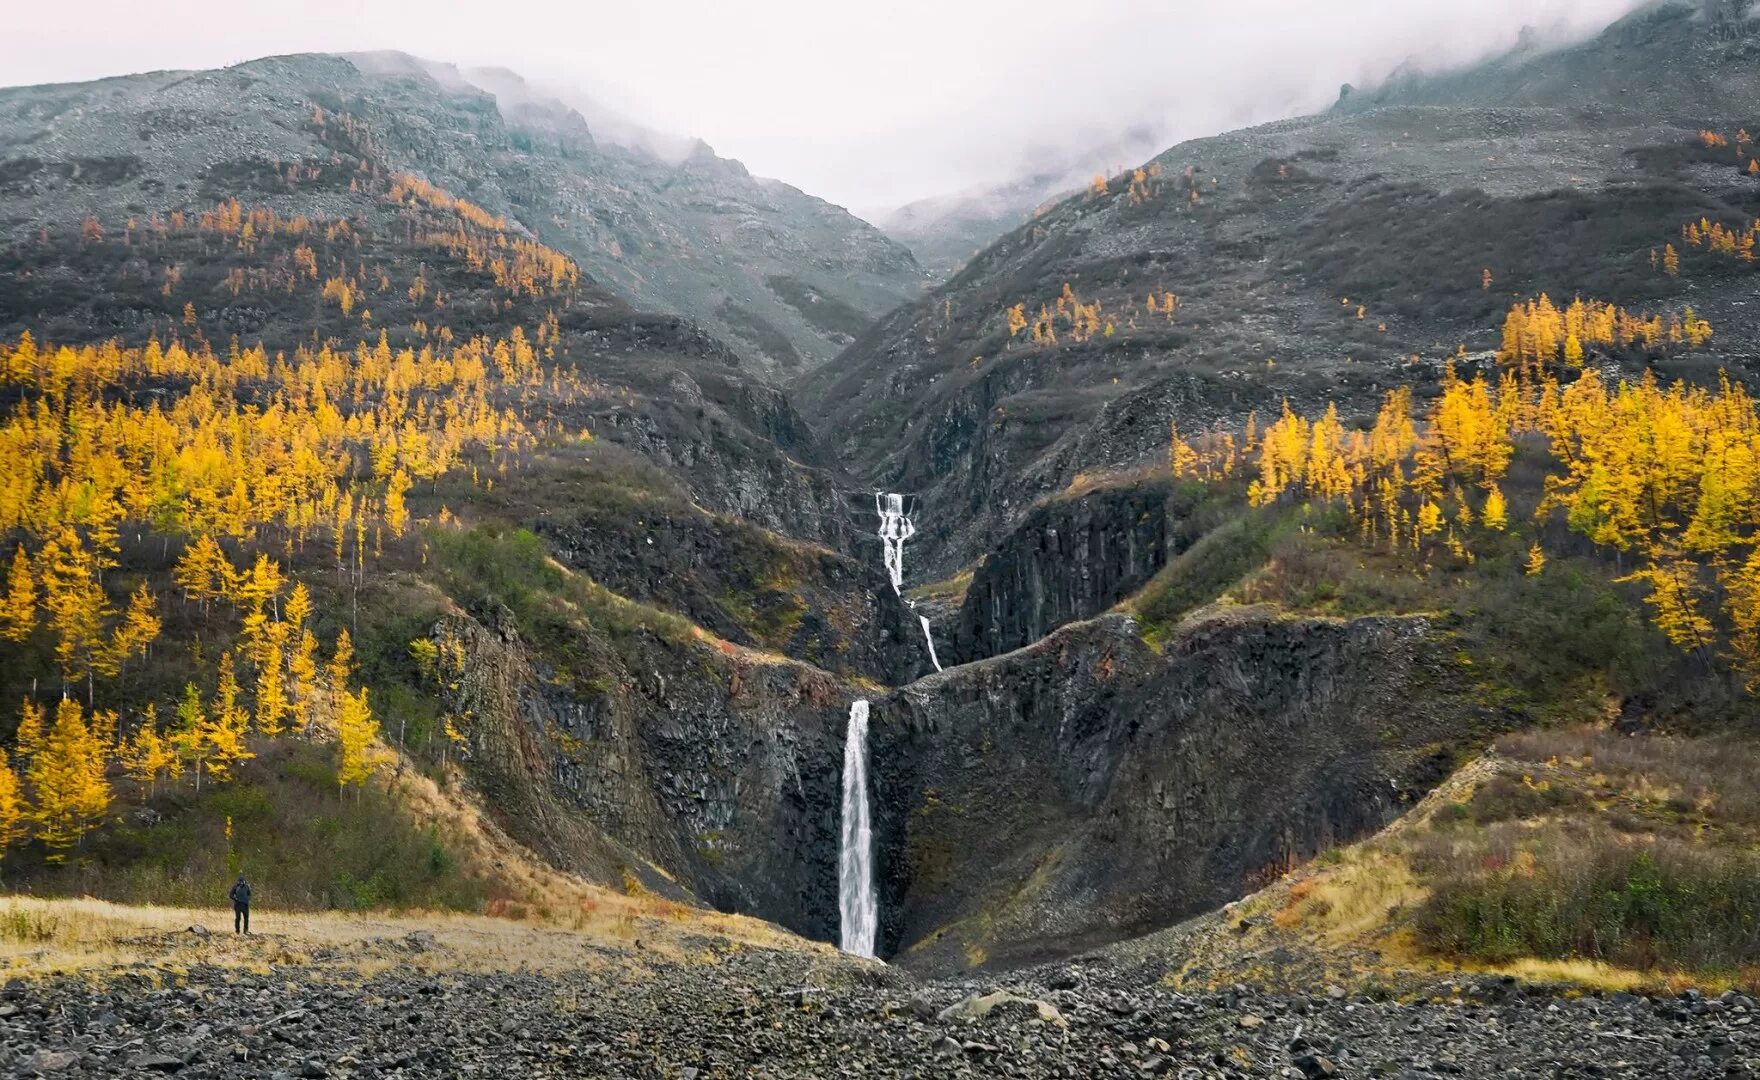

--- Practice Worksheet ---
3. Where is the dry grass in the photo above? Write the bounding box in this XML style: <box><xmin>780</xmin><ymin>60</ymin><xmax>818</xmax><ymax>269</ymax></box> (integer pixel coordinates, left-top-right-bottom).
<box><xmin>1</xmin><ymin>744</ymin><xmax>820</xmax><ymax>979</ymax></box>
<box><xmin>1158</xmin><ymin>740</ymin><xmax>1760</xmax><ymax>995</ymax></box>
<box><xmin>1497</xmin><ymin>727</ymin><xmax>1760</xmax><ymax>828</ymax></box>
<box><xmin>1270</xmin><ymin>849</ymin><xmax>1425</xmax><ymax>947</ymax></box>
<box><xmin>0</xmin><ymin>891</ymin><xmax>825</xmax><ymax>980</ymax></box>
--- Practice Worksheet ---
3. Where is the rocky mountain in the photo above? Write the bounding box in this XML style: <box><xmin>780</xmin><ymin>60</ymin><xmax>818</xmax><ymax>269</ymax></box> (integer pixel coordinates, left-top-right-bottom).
<box><xmin>0</xmin><ymin>51</ymin><xmax>927</xmax><ymax>375</ymax></box>
<box><xmin>880</xmin><ymin>125</ymin><xmax>1167</xmax><ymax>278</ymax></box>
<box><xmin>802</xmin><ymin>0</ymin><xmax>1760</xmax><ymax>579</ymax></box>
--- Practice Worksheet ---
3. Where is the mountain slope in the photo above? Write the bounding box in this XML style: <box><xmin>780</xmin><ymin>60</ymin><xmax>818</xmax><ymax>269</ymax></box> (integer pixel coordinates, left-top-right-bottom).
<box><xmin>880</xmin><ymin>125</ymin><xmax>1167</xmax><ymax>278</ymax></box>
<box><xmin>801</xmin><ymin>0</ymin><xmax>1760</xmax><ymax>579</ymax></box>
<box><xmin>0</xmin><ymin>51</ymin><xmax>927</xmax><ymax>375</ymax></box>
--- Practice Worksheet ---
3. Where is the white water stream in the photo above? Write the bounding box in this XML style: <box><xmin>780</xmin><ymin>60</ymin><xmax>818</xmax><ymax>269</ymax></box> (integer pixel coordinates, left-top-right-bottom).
<box><xmin>838</xmin><ymin>699</ymin><xmax>877</xmax><ymax>957</ymax></box>
<box><xmin>875</xmin><ymin>493</ymin><xmax>914</xmax><ymax>595</ymax></box>
<box><xmin>874</xmin><ymin>492</ymin><xmax>943</xmax><ymax>672</ymax></box>
<box><xmin>919</xmin><ymin>615</ymin><xmax>944</xmax><ymax>673</ymax></box>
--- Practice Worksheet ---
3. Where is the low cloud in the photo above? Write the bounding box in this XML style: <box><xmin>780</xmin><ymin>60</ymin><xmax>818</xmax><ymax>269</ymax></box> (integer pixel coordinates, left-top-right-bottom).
<box><xmin>1</xmin><ymin>0</ymin><xmax>1655</xmax><ymax>217</ymax></box>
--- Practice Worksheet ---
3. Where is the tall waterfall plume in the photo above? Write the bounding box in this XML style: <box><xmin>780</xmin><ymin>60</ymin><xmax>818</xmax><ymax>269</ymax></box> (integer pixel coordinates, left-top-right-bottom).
<box><xmin>839</xmin><ymin>699</ymin><xmax>878</xmax><ymax>957</ymax></box>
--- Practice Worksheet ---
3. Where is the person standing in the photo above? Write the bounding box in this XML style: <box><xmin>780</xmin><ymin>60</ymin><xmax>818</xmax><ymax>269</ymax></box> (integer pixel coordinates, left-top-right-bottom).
<box><xmin>228</xmin><ymin>874</ymin><xmax>252</xmax><ymax>934</ymax></box>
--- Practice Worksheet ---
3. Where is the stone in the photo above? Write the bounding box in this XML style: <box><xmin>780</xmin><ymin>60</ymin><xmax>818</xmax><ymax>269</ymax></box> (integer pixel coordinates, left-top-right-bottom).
<box><xmin>26</xmin><ymin>1050</ymin><xmax>80</xmax><ymax>1072</ymax></box>
<box><xmin>133</xmin><ymin>1052</ymin><xmax>186</xmax><ymax>1072</ymax></box>
<box><xmin>1295</xmin><ymin>1053</ymin><xmax>1340</xmax><ymax>1078</ymax></box>
<box><xmin>1238</xmin><ymin>1014</ymin><xmax>1264</xmax><ymax>1030</ymax></box>
<box><xmin>937</xmin><ymin>990</ymin><xmax>1068</xmax><ymax>1029</ymax></box>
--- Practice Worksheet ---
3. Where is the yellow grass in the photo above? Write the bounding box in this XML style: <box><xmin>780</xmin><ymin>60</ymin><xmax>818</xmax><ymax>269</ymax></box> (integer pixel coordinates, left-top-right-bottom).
<box><xmin>2</xmin><ymin>740</ymin><xmax>824</xmax><ymax>979</ymax></box>
<box><xmin>0</xmin><ymin>892</ymin><xmax>826</xmax><ymax>980</ymax></box>
<box><xmin>1270</xmin><ymin>849</ymin><xmax>1425</xmax><ymax>947</ymax></box>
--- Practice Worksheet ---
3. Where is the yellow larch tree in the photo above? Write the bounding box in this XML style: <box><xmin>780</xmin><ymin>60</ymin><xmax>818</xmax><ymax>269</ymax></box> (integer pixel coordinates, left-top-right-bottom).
<box><xmin>27</xmin><ymin>697</ymin><xmax>111</xmax><ymax>856</ymax></box>
<box><xmin>0</xmin><ymin>747</ymin><xmax>23</xmax><ymax>869</ymax></box>
<box><xmin>120</xmin><ymin>704</ymin><xmax>178</xmax><ymax>798</ymax></box>
<box><xmin>334</xmin><ymin>687</ymin><xmax>380</xmax><ymax>796</ymax></box>
<box><xmin>205</xmin><ymin>653</ymin><xmax>254</xmax><ymax>783</ymax></box>
<box><xmin>0</xmin><ymin>546</ymin><xmax>34</xmax><ymax>642</ymax></box>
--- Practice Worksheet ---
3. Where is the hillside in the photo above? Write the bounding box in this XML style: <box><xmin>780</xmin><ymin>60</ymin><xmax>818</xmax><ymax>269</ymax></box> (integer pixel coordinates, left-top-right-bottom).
<box><xmin>0</xmin><ymin>51</ymin><xmax>927</xmax><ymax>376</ymax></box>
<box><xmin>0</xmin><ymin>117</ymin><xmax>937</xmax><ymax>947</ymax></box>
<box><xmin>801</xmin><ymin>0</ymin><xmax>1760</xmax><ymax>580</ymax></box>
<box><xmin>880</xmin><ymin>125</ymin><xmax>1167</xmax><ymax>278</ymax></box>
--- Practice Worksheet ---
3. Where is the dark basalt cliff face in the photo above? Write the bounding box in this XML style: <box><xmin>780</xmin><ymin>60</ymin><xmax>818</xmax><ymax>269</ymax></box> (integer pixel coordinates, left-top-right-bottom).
<box><xmin>432</xmin><ymin>589</ymin><xmax>1488</xmax><ymax>970</ymax></box>
<box><xmin>953</xmin><ymin>480</ymin><xmax>1205</xmax><ymax>662</ymax></box>
<box><xmin>868</xmin><ymin>611</ymin><xmax>1481</xmax><ymax>972</ymax></box>
<box><xmin>431</xmin><ymin>604</ymin><xmax>856</xmax><ymax>943</ymax></box>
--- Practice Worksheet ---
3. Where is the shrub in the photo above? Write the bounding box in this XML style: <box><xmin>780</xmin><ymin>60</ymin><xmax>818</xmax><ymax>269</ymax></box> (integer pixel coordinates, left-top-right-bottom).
<box><xmin>1416</xmin><ymin>821</ymin><xmax>1760</xmax><ymax>972</ymax></box>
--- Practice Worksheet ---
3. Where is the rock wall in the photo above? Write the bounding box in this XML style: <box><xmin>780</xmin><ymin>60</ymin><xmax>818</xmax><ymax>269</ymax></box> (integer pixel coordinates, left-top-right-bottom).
<box><xmin>431</xmin><ymin>603</ymin><xmax>856</xmax><ymax>942</ymax></box>
<box><xmin>952</xmin><ymin>481</ymin><xmax>1201</xmax><ymax>662</ymax></box>
<box><xmin>426</xmin><ymin>578</ymin><xmax>1491</xmax><ymax>971</ymax></box>
<box><xmin>869</xmin><ymin>609</ymin><xmax>1481</xmax><ymax>972</ymax></box>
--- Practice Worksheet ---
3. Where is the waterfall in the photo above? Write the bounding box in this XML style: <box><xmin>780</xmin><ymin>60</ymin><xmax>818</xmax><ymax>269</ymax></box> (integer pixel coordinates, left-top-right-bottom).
<box><xmin>875</xmin><ymin>492</ymin><xmax>914</xmax><ymax>595</ymax></box>
<box><xmin>839</xmin><ymin>699</ymin><xmax>878</xmax><ymax>957</ymax></box>
<box><xmin>919</xmin><ymin>615</ymin><xmax>944</xmax><ymax>673</ymax></box>
<box><xmin>875</xmin><ymin>491</ymin><xmax>945</xmax><ymax>672</ymax></box>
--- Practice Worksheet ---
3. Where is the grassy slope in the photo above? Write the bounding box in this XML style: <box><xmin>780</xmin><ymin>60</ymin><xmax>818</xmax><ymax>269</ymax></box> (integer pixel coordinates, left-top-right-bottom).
<box><xmin>1092</xmin><ymin>457</ymin><xmax>1760</xmax><ymax>991</ymax></box>
<box><xmin>1139</xmin><ymin>726</ymin><xmax>1760</xmax><ymax>994</ymax></box>
<box><xmin>0</xmin><ymin>442</ymin><xmax>854</xmax><ymax>918</ymax></box>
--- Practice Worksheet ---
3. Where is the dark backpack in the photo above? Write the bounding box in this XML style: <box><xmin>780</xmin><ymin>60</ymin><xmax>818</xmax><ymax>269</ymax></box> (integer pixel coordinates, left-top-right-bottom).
<box><xmin>230</xmin><ymin>882</ymin><xmax>251</xmax><ymax>904</ymax></box>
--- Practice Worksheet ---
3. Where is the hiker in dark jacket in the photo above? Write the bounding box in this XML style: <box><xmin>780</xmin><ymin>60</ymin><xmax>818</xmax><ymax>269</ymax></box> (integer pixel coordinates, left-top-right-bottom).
<box><xmin>229</xmin><ymin>874</ymin><xmax>252</xmax><ymax>934</ymax></box>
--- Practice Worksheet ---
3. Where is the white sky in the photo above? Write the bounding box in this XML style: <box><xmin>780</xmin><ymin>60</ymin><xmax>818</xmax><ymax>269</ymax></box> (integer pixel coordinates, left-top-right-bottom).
<box><xmin>2</xmin><ymin>0</ymin><xmax>1648</xmax><ymax>218</ymax></box>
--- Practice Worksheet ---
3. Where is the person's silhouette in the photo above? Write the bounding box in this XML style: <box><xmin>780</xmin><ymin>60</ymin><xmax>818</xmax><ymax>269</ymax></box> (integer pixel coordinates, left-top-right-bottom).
<box><xmin>228</xmin><ymin>874</ymin><xmax>252</xmax><ymax>934</ymax></box>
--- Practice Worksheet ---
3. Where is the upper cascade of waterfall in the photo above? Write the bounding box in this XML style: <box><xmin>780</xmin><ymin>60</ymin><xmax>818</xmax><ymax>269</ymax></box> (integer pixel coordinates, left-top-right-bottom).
<box><xmin>876</xmin><ymin>493</ymin><xmax>914</xmax><ymax>596</ymax></box>
<box><xmin>838</xmin><ymin>699</ymin><xmax>877</xmax><ymax>957</ymax></box>
<box><xmin>874</xmin><ymin>491</ymin><xmax>948</xmax><ymax>675</ymax></box>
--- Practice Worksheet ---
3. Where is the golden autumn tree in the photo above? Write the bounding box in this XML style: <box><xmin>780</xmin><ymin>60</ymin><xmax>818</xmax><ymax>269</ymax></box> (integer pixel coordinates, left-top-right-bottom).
<box><xmin>205</xmin><ymin>653</ymin><xmax>254</xmax><ymax>782</ymax></box>
<box><xmin>171</xmin><ymin>683</ymin><xmax>210</xmax><ymax>792</ymax></box>
<box><xmin>109</xmin><ymin>582</ymin><xmax>162</xmax><ymax>671</ymax></box>
<box><xmin>0</xmin><ymin>746</ymin><xmax>22</xmax><ymax>873</ymax></box>
<box><xmin>27</xmin><ymin>698</ymin><xmax>111</xmax><ymax>856</ymax></box>
<box><xmin>37</xmin><ymin>526</ymin><xmax>114</xmax><ymax>697</ymax></box>
<box><xmin>1482</xmin><ymin>484</ymin><xmax>1509</xmax><ymax>531</ymax></box>
<box><xmin>173</xmin><ymin>535</ymin><xmax>235</xmax><ymax>613</ymax></box>
<box><xmin>1724</xmin><ymin>547</ymin><xmax>1760</xmax><ymax>688</ymax></box>
<box><xmin>334</xmin><ymin>687</ymin><xmax>380</xmax><ymax>796</ymax></box>
<box><xmin>0</xmin><ymin>546</ymin><xmax>34</xmax><ymax>642</ymax></box>
<box><xmin>120</xmin><ymin>704</ymin><xmax>178</xmax><ymax>798</ymax></box>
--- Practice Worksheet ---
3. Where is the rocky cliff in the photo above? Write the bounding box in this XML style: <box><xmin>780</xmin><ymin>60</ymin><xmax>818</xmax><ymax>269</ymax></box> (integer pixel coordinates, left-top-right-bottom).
<box><xmin>869</xmin><ymin>609</ymin><xmax>1483</xmax><ymax>972</ymax></box>
<box><xmin>430</xmin><ymin>600</ymin><xmax>858</xmax><ymax>942</ymax></box>
<box><xmin>953</xmin><ymin>480</ymin><xmax>1206</xmax><ymax>662</ymax></box>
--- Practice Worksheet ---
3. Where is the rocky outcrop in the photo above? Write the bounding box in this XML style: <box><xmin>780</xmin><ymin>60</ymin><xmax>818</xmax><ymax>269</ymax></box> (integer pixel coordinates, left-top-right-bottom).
<box><xmin>953</xmin><ymin>480</ymin><xmax>1202</xmax><ymax>662</ymax></box>
<box><xmin>869</xmin><ymin>609</ymin><xmax>1482</xmax><ymax>972</ymax></box>
<box><xmin>538</xmin><ymin>495</ymin><xmax>928</xmax><ymax>685</ymax></box>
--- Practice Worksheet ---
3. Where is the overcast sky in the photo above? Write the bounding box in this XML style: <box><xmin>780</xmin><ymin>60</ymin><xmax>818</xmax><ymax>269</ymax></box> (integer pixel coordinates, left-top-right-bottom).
<box><xmin>3</xmin><ymin>0</ymin><xmax>1650</xmax><ymax>218</ymax></box>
